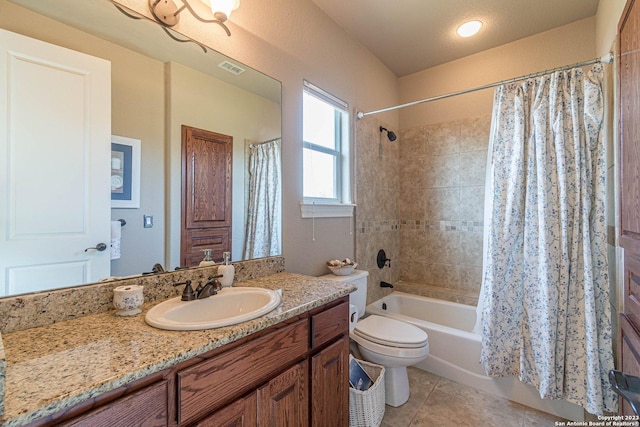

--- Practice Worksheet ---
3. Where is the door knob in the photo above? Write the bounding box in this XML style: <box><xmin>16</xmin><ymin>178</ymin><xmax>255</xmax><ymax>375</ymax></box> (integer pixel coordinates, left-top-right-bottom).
<box><xmin>84</xmin><ymin>243</ymin><xmax>108</xmax><ymax>252</ymax></box>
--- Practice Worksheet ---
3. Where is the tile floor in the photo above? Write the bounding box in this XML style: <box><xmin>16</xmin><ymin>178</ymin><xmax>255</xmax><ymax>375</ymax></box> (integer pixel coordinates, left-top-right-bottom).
<box><xmin>380</xmin><ymin>367</ymin><xmax>566</xmax><ymax>426</ymax></box>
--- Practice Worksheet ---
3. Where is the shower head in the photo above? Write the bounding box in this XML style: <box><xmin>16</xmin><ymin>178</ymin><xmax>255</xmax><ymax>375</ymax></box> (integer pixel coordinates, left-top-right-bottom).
<box><xmin>379</xmin><ymin>126</ymin><xmax>397</xmax><ymax>142</ymax></box>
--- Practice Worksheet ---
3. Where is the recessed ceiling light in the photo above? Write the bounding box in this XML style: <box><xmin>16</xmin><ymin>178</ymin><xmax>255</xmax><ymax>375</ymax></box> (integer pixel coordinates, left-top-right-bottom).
<box><xmin>457</xmin><ymin>20</ymin><xmax>483</xmax><ymax>38</ymax></box>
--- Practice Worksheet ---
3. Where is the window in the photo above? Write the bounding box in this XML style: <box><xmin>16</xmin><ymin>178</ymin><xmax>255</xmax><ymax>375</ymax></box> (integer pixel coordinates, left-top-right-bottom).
<box><xmin>303</xmin><ymin>80</ymin><xmax>349</xmax><ymax>205</ymax></box>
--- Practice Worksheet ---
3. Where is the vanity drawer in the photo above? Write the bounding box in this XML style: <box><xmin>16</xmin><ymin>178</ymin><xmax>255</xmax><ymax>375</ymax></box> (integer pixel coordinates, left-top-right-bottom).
<box><xmin>311</xmin><ymin>300</ymin><xmax>348</xmax><ymax>349</ymax></box>
<box><xmin>62</xmin><ymin>380</ymin><xmax>168</xmax><ymax>427</ymax></box>
<box><xmin>177</xmin><ymin>319</ymin><xmax>308</xmax><ymax>425</ymax></box>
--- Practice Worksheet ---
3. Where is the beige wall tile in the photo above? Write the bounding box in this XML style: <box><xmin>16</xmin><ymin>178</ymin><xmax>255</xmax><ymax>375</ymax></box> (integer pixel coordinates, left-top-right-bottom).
<box><xmin>359</xmin><ymin>114</ymin><xmax>490</xmax><ymax>300</ymax></box>
<box><xmin>424</xmin><ymin>188</ymin><xmax>460</xmax><ymax>221</ymax></box>
<box><xmin>459</xmin><ymin>114</ymin><xmax>492</xmax><ymax>153</ymax></box>
<box><xmin>458</xmin><ymin>231</ymin><xmax>484</xmax><ymax>267</ymax></box>
<box><xmin>458</xmin><ymin>150</ymin><xmax>488</xmax><ymax>187</ymax></box>
<box><xmin>425</xmin><ymin>154</ymin><xmax>460</xmax><ymax>188</ymax></box>
<box><xmin>427</xmin><ymin>121</ymin><xmax>460</xmax><ymax>155</ymax></box>
<box><xmin>459</xmin><ymin>186</ymin><xmax>485</xmax><ymax>221</ymax></box>
<box><xmin>400</xmin><ymin>188</ymin><xmax>426</xmax><ymax>221</ymax></box>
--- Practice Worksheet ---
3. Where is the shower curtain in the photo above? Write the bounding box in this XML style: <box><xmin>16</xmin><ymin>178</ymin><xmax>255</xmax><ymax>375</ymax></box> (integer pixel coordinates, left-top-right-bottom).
<box><xmin>243</xmin><ymin>139</ymin><xmax>281</xmax><ymax>260</ymax></box>
<box><xmin>477</xmin><ymin>64</ymin><xmax>616</xmax><ymax>414</ymax></box>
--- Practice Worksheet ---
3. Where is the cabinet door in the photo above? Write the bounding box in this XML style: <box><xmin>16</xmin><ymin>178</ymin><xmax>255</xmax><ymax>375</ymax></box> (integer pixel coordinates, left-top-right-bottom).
<box><xmin>257</xmin><ymin>361</ymin><xmax>308</xmax><ymax>427</ymax></box>
<box><xmin>311</xmin><ymin>336</ymin><xmax>349</xmax><ymax>427</ymax></box>
<box><xmin>195</xmin><ymin>393</ymin><xmax>257</xmax><ymax>427</ymax></box>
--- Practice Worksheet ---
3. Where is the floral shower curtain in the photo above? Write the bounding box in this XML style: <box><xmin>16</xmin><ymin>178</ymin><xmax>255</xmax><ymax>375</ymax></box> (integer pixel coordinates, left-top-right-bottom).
<box><xmin>243</xmin><ymin>139</ymin><xmax>281</xmax><ymax>260</ymax></box>
<box><xmin>477</xmin><ymin>64</ymin><xmax>616</xmax><ymax>414</ymax></box>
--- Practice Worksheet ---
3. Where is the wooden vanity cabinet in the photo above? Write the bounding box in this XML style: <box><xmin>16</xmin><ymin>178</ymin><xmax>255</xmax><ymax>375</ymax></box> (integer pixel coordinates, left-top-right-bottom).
<box><xmin>176</xmin><ymin>319</ymin><xmax>309</xmax><ymax>425</ymax></box>
<box><xmin>26</xmin><ymin>297</ymin><xmax>350</xmax><ymax>427</ymax></box>
<box><xmin>195</xmin><ymin>361</ymin><xmax>309</xmax><ymax>427</ymax></box>
<box><xmin>180</xmin><ymin>298</ymin><xmax>349</xmax><ymax>426</ymax></box>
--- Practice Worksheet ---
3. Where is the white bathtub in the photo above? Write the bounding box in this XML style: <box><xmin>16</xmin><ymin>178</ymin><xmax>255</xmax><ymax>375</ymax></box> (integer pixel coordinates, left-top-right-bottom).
<box><xmin>366</xmin><ymin>291</ymin><xmax>584</xmax><ymax>421</ymax></box>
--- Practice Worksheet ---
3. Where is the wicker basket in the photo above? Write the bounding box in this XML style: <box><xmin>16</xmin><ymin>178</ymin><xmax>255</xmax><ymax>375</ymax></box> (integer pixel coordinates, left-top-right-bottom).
<box><xmin>349</xmin><ymin>359</ymin><xmax>385</xmax><ymax>427</ymax></box>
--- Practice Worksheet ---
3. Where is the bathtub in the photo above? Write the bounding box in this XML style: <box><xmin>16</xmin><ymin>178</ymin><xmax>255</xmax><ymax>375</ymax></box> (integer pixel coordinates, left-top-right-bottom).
<box><xmin>366</xmin><ymin>291</ymin><xmax>584</xmax><ymax>421</ymax></box>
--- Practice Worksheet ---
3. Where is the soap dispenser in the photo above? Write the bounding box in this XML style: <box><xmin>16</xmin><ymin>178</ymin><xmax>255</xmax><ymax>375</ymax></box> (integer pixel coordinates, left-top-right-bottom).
<box><xmin>218</xmin><ymin>251</ymin><xmax>234</xmax><ymax>287</ymax></box>
<box><xmin>199</xmin><ymin>249</ymin><xmax>216</xmax><ymax>267</ymax></box>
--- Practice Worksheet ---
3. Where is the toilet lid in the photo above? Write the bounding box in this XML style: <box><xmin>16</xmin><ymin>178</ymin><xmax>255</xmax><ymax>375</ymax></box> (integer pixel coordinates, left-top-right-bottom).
<box><xmin>354</xmin><ymin>315</ymin><xmax>428</xmax><ymax>349</ymax></box>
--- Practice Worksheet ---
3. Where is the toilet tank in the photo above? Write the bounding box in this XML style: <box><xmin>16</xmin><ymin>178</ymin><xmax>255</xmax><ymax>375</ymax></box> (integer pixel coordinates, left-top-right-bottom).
<box><xmin>319</xmin><ymin>270</ymin><xmax>369</xmax><ymax>316</ymax></box>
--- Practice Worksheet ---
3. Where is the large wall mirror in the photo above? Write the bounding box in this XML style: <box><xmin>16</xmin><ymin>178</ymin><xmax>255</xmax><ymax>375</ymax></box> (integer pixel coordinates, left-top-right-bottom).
<box><xmin>1</xmin><ymin>0</ymin><xmax>282</xmax><ymax>297</ymax></box>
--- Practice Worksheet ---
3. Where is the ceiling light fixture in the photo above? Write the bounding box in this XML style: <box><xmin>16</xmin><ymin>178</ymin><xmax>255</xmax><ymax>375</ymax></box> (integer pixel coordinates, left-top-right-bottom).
<box><xmin>456</xmin><ymin>20</ymin><xmax>483</xmax><ymax>38</ymax></box>
<box><xmin>149</xmin><ymin>0</ymin><xmax>240</xmax><ymax>36</ymax></box>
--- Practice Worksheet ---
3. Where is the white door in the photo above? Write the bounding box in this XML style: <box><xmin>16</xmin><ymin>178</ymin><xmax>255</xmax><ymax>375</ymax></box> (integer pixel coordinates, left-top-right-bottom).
<box><xmin>0</xmin><ymin>29</ymin><xmax>111</xmax><ymax>296</ymax></box>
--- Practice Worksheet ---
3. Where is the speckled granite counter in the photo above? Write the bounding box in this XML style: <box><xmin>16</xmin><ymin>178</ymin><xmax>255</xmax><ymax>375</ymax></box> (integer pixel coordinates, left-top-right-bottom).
<box><xmin>0</xmin><ymin>273</ymin><xmax>354</xmax><ymax>427</ymax></box>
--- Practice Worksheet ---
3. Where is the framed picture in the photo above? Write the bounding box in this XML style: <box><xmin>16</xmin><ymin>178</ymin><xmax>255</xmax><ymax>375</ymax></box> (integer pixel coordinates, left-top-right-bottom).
<box><xmin>111</xmin><ymin>135</ymin><xmax>141</xmax><ymax>209</ymax></box>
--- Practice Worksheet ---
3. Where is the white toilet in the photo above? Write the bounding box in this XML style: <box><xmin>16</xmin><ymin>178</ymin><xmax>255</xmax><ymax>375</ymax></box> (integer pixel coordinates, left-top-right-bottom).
<box><xmin>320</xmin><ymin>270</ymin><xmax>429</xmax><ymax>407</ymax></box>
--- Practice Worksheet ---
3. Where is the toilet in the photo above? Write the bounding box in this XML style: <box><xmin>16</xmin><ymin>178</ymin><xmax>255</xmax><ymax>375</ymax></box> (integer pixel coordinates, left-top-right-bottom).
<box><xmin>320</xmin><ymin>270</ymin><xmax>429</xmax><ymax>407</ymax></box>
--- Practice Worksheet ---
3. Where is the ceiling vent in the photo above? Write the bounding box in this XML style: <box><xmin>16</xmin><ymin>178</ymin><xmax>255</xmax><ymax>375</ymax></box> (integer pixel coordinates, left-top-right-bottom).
<box><xmin>218</xmin><ymin>60</ymin><xmax>246</xmax><ymax>75</ymax></box>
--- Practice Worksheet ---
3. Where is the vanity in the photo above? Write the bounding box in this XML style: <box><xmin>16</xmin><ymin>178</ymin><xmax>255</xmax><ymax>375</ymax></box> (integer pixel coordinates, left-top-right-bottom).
<box><xmin>0</xmin><ymin>269</ymin><xmax>354</xmax><ymax>427</ymax></box>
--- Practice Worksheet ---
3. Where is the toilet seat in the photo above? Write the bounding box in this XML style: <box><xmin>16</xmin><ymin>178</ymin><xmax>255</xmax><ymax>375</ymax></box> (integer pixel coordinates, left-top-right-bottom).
<box><xmin>353</xmin><ymin>315</ymin><xmax>428</xmax><ymax>349</ymax></box>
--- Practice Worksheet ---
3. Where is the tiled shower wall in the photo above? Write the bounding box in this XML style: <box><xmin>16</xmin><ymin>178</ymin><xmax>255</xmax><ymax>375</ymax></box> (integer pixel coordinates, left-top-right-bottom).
<box><xmin>355</xmin><ymin>116</ymin><xmax>400</xmax><ymax>305</ymax></box>
<box><xmin>396</xmin><ymin>114</ymin><xmax>491</xmax><ymax>305</ymax></box>
<box><xmin>354</xmin><ymin>114</ymin><xmax>491</xmax><ymax>306</ymax></box>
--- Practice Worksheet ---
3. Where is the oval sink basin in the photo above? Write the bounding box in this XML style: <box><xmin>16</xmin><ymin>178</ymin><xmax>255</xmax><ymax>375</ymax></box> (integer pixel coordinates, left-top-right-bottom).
<box><xmin>145</xmin><ymin>287</ymin><xmax>281</xmax><ymax>331</ymax></box>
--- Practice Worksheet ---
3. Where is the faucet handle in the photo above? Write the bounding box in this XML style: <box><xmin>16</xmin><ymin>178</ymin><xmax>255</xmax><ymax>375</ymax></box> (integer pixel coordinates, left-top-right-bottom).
<box><xmin>173</xmin><ymin>280</ymin><xmax>196</xmax><ymax>301</ymax></box>
<box><xmin>206</xmin><ymin>275</ymin><xmax>223</xmax><ymax>292</ymax></box>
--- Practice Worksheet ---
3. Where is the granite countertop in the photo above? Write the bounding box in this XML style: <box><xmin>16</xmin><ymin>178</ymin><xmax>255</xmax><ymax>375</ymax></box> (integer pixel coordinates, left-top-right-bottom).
<box><xmin>0</xmin><ymin>272</ymin><xmax>354</xmax><ymax>427</ymax></box>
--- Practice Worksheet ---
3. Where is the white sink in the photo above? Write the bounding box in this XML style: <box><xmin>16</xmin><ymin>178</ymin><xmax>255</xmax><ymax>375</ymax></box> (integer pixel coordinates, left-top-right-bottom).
<box><xmin>145</xmin><ymin>287</ymin><xmax>281</xmax><ymax>331</ymax></box>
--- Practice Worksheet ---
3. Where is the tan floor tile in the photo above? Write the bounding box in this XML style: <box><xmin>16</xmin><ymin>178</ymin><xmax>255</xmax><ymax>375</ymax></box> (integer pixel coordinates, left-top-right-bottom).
<box><xmin>381</xmin><ymin>373</ymin><xmax>436</xmax><ymax>426</ymax></box>
<box><xmin>407</xmin><ymin>366</ymin><xmax>440</xmax><ymax>389</ymax></box>
<box><xmin>380</xmin><ymin>369</ymin><xmax>569</xmax><ymax>427</ymax></box>
<box><xmin>435</xmin><ymin>376</ymin><xmax>529</xmax><ymax>419</ymax></box>
<box><xmin>523</xmin><ymin>407</ymin><xmax>567</xmax><ymax>426</ymax></box>
<box><xmin>409</xmin><ymin>388</ymin><xmax>525</xmax><ymax>426</ymax></box>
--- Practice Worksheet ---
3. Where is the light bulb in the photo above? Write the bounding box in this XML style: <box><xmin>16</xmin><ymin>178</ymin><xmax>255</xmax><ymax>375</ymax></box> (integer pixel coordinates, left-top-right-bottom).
<box><xmin>456</xmin><ymin>20</ymin><xmax>483</xmax><ymax>38</ymax></box>
<box><xmin>207</xmin><ymin>0</ymin><xmax>240</xmax><ymax>22</ymax></box>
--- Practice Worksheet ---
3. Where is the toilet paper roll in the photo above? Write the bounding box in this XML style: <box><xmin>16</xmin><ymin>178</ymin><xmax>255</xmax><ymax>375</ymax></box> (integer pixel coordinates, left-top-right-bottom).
<box><xmin>349</xmin><ymin>304</ymin><xmax>359</xmax><ymax>332</ymax></box>
<box><xmin>113</xmin><ymin>284</ymin><xmax>144</xmax><ymax>316</ymax></box>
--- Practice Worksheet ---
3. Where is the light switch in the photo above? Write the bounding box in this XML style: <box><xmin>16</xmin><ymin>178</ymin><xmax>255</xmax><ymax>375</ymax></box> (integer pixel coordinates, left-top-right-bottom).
<box><xmin>143</xmin><ymin>215</ymin><xmax>153</xmax><ymax>228</ymax></box>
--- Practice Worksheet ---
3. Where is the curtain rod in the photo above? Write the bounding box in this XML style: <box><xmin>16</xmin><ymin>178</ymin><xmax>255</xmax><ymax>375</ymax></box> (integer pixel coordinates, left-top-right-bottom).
<box><xmin>356</xmin><ymin>53</ymin><xmax>614</xmax><ymax>120</ymax></box>
<box><xmin>249</xmin><ymin>137</ymin><xmax>281</xmax><ymax>148</ymax></box>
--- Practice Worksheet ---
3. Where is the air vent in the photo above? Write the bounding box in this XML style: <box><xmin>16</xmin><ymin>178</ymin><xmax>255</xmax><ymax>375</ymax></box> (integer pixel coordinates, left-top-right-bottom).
<box><xmin>218</xmin><ymin>60</ymin><xmax>245</xmax><ymax>75</ymax></box>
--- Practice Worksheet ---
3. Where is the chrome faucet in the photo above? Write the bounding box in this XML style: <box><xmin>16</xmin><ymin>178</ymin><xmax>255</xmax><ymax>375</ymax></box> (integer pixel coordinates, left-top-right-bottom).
<box><xmin>173</xmin><ymin>275</ymin><xmax>223</xmax><ymax>301</ymax></box>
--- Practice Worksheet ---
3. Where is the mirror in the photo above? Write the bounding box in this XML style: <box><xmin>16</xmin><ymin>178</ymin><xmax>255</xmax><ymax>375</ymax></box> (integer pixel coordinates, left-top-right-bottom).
<box><xmin>1</xmin><ymin>0</ymin><xmax>282</xmax><ymax>296</ymax></box>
